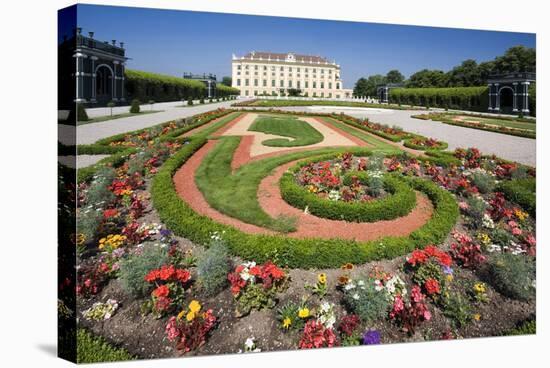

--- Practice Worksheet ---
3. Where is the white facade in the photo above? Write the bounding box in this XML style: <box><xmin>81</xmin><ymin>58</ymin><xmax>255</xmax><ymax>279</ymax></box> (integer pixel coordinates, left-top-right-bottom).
<box><xmin>231</xmin><ymin>51</ymin><xmax>352</xmax><ymax>98</ymax></box>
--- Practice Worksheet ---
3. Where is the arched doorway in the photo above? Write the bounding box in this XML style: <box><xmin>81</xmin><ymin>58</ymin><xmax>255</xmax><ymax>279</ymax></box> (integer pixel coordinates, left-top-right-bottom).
<box><xmin>95</xmin><ymin>64</ymin><xmax>113</xmax><ymax>102</ymax></box>
<box><xmin>499</xmin><ymin>87</ymin><xmax>514</xmax><ymax>114</ymax></box>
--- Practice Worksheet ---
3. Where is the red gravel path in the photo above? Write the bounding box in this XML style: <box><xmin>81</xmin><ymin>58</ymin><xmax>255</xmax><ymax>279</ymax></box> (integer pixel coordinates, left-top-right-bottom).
<box><xmin>229</xmin><ymin>115</ymin><xmax>372</xmax><ymax>170</ymax></box>
<box><xmin>257</xmin><ymin>161</ymin><xmax>434</xmax><ymax>241</ymax></box>
<box><xmin>173</xmin><ymin>138</ymin><xmax>434</xmax><ymax>241</ymax></box>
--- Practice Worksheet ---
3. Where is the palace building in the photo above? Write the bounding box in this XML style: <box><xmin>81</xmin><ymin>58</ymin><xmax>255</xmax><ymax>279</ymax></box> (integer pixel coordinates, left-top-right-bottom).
<box><xmin>231</xmin><ymin>51</ymin><xmax>353</xmax><ymax>98</ymax></box>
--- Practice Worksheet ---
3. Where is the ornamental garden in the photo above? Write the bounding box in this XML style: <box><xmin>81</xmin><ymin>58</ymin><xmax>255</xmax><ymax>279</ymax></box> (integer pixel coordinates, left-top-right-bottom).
<box><xmin>63</xmin><ymin>106</ymin><xmax>536</xmax><ymax>362</ymax></box>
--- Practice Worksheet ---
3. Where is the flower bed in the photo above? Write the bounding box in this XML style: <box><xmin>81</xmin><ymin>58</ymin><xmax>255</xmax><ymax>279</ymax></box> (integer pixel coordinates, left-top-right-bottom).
<box><xmin>403</xmin><ymin>135</ymin><xmax>448</xmax><ymax>151</ymax></box>
<box><xmin>280</xmin><ymin>153</ymin><xmax>417</xmax><ymax>222</ymax></box>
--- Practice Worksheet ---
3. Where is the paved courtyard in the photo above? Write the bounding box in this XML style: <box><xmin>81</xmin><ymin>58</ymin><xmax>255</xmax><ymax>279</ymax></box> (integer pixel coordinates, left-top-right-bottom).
<box><xmin>277</xmin><ymin>106</ymin><xmax>536</xmax><ymax>166</ymax></box>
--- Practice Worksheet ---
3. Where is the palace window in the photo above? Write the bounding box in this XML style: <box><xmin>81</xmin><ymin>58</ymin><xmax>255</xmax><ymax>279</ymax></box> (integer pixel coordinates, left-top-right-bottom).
<box><xmin>280</xmin><ymin>80</ymin><xmax>284</xmax><ymax>87</ymax></box>
<box><xmin>237</xmin><ymin>65</ymin><xmax>242</xmax><ymax>70</ymax></box>
<box><xmin>236</xmin><ymin>79</ymin><xmax>241</xmax><ymax>86</ymax></box>
<box><xmin>272</xmin><ymin>80</ymin><xmax>275</xmax><ymax>87</ymax></box>
<box><xmin>254</xmin><ymin>65</ymin><xmax>258</xmax><ymax>70</ymax></box>
<box><xmin>305</xmin><ymin>81</ymin><xmax>309</xmax><ymax>88</ymax></box>
<box><xmin>321</xmin><ymin>82</ymin><xmax>324</xmax><ymax>89</ymax></box>
<box><xmin>263</xmin><ymin>79</ymin><xmax>267</xmax><ymax>86</ymax></box>
<box><xmin>313</xmin><ymin>81</ymin><xmax>317</xmax><ymax>88</ymax></box>
<box><xmin>297</xmin><ymin>81</ymin><xmax>301</xmax><ymax>88</ymax></box>
<box><xmin>245</xmin><ymin>79</ymin><xmax>249</xmax><ymax>86</ymax></box>
<box><xmin>329</xmin><ymin>82</ymin><xmax>332</xmax><ymax>89</ymax></box>
<box><xmin>254</xmin><ymin>79</ymin><xmax>258</xmax><ymax>86</ymax></box>
<box><xmin>336</xmin><ymin>83</ymin><xmax>340</xmax><ymax>89</ymax></box>
<box><xmin>288</xmin><ymin>80</ymin><xmax>292</xmax><ymax>88</ymax></box>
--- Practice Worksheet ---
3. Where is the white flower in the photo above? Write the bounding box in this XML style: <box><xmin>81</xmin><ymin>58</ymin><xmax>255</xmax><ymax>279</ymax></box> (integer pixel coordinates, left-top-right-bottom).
<box><xmin>344</xmin><ymin>282</ymin><xmax>356</xmax><ymax>291</ymax></box>
<box><xmin>482</xmin><ymin>214</ymin><xmax>495</xmax><ymax>229</ymax></box>
<box><xmin>352</xmin><ymin>293</ymin><xmax>360</xmax><ymax>300</ymax></box>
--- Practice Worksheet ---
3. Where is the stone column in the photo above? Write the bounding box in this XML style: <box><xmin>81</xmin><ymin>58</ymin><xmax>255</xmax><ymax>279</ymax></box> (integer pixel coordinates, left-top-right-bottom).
<box><xmin>73</xmin><ymin>52</ymin><xmax>88</xmax><ymax>102</ymax></box>
<box><xmin>512</xmin><ymin>82</ymin><xmax>518</xmax><ymax>112</ymax></box>
<box><xmin>112</xmin><ymin>61</ymin><xmax>119</xmax><ymax>101</ymax></box>
<box><xmin>120</xmin><ymin>62</ymin><xmax>126</xmax><ymax>102</ymax></box>
<box><xmin>90</xmin><ymin>56</ymin><xmax>98</xmax><ymax>103</ymax></box>
<box><xmin>494</xmin><ymin>83</ymin><xmax>500</xmax><ymax>112</ymax></box>
<box><xmin>487</xmin><ymin>84</ymin><xmax>493</xmax><ymax>111</ymax></box>
<box><xmin>522</xmin><ymin>82</ymin><xmax>530</xmax><ymax>114</ymax></box>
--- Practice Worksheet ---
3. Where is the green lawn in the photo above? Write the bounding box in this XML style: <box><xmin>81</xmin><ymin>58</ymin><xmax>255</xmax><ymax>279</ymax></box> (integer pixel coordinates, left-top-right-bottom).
<box><xmin>248</xmin><ymin>115</ymin><xmax>324</xmax><ymax>147</ymax></box>
<box><xmin>77</xmin><ymin>110</ymin><xmax>163</xmax><ymax>125</ymax></box>
<box><xmin>195</xmin><ymin>134</ymin><xmax>399</xmax><ymax>232</ymax></box>
<box><xmin>77</xmin><ymin>329</ymin><xmax>134</xmax><ymax>363</ymax></box>
<box><xmin>319</xmin><ymin>117</ymin><xmax>400</xmax><ymax>151</ymax></box>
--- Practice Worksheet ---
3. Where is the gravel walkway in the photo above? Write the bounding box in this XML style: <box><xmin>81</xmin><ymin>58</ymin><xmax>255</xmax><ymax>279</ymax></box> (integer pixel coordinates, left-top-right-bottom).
<box><xmin>58</xmin><ymin>154</ymin><xmax>109</xmax><ymax>169</ymax></box>
<box><xmin>59</xmin><ymin>99</ymin><xmax>251</xmax><ymax>146</ymax></box>
<box><xmin>275</xmin><ymin>106</ymin><xmax>536</xmax><ymax>166</ymax></box>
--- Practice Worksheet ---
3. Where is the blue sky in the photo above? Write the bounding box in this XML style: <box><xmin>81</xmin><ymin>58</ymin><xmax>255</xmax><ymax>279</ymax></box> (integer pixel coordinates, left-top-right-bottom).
<box><xmin>70</xmin><ymin>4</ymin><xmax>536</xmax><ymax>88</ymax></box>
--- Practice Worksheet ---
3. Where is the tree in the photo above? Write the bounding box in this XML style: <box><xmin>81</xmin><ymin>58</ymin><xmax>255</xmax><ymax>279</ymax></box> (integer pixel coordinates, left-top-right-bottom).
<box><xmin>493</xmin><ymin>46</ymin><xmax>535</xmax><ymax>73</ymax></box>
<box><xmin>446</xmin><ymin>59</ymin><xmax>482</xmax><ymax>87</ymax></box>
<box><xmin>353</xmin><ymin>75</ymin><xmax>385</xmax><ymax>97</ymax></box>
<box><xmin>406</xmin><ymin>69</ymin><xmax>448</xmax><ymax>88</ymax></box>
<box><xmin>221</xmin><ymin>76</ymin><xmax>232</xmax><ymax>86</ymax></box>
<box><xmin>287</xmin><ymin>88</ymin><xmax>302</xmax><ymax>97</ymax></box>
<box><xmin>385</xmin><ymin>70</ymin><xmax>405</xmax><ymax>84</ymax></box>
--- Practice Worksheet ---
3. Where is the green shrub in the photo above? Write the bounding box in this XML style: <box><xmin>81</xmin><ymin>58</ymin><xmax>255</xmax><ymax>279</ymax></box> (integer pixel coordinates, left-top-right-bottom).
<box><xmin>200</xmin><ymin>98</ymin><xmax>205</xmax><ymax>104</ymax></box>
<box><xmin>77</xmin><ymin>206</ymin><xmax>104</xmax><ymax>242</ymax></box>
<box><xmin>197</xmin><ymin>239</ymin><xmax>231</xmax><ymax>296</ymax></box>
<box><xmin>77</xmin><ymin>329</ymin><xmax>134</xmax><ymax>363</ymax></box>
<box><xmin>465</xmin><ymin>196</ymin><xmax>488</xmax><ymax>228</ymax></box>
<box><xmin>497</xmin><ymin>178</ymin><xmax>535</xmax><ymax>217</ymax></box>
<box><xmin>85</xmin><ymin>167</ymin><xmax>117</xmax><ymax>207</ymax></box>
<box><xmin>342</xmin><ymin>277</ymin><xmax>392</xmax><ymax>322</ymax></box>
<box><xmin>469</xmin><ymin>170</ymin><xmax>495</xmax><ymax>194</ymax></box>
<box><xmin>125</xmin><ymin>69</ymin><xmax>205</xmax><ymax>103</ymax></box>
<box><xmin>487</xmin><ymin>253</ymin><xmax>535</xmax><ymax>301</ymax></box>
<box><xmin>118</xmin><ymin>242</ymin><xmax>169</xmax><ymax>297</ymax></box>
<box><xmin>441</xmin><ymin>292</ymin><xmax>472</xmax><ymax>328</ymax></box>
<box><xmin>129</xmin><ymin>99</ymin><xmax>140</xmax><ymax>113</ymax></box>
<box><xmin>390</xmin><ymin>86</ymin><xmax>488</xmax><ymax>112</ymax></box>
<box><xmin>187</xmin><ymin>97</ymin><xmax>193</xmax><ymax>106</ymax></box>
<box><xmin>505</xmin><ymin>319</ymin><xmax>536</xmax><ymax>335</ymax></box>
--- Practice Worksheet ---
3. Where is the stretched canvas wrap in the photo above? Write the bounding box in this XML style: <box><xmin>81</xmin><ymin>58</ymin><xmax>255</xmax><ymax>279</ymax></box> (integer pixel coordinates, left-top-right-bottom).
<box><xmin>58</xmin><ymin>3</ymin><xmax>536</xmax><ymax>363</ymax></box>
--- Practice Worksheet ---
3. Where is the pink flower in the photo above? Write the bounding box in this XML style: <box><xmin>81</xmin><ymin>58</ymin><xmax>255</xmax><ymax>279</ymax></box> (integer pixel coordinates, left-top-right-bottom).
<box><xmin>508</xmin><ymin>220</ymin><xmax>518</xmax><ymax>228</ymax></box>
<box><xmin>459</xmin><ymin>202</ymin><xmax>469</xmax><ymax>210</ymax></box>
<box><xmin>526</xmin><ymin>234</ymin><xmax>536</xmax><ymax>246</ymax></box>
<box><xmin>512</xmin><ymin>227</ymin><xmax>523</xmax><ymax>236</ymax></box>
<box><xmin>423</xmin><ymin>310</ymin><xmax>432</xmax><ymax>321</ymax></box>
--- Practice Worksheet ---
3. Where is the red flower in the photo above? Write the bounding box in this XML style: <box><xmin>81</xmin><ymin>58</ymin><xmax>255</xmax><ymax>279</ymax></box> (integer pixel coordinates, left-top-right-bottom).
<box><xmin>155</xmin><ymin>296</ymin><xmax>172</xmax><ymax>312</ymax></box>
<box><xmin>153</xmin><ymin>284</ymin><xmax>170</xmax><ymax>298</ymax></box>
<box><xmin>424</xmin><ymin>278</ymin><xmax>441</xmax><ymax>295</ymax></box>
<box><xmin>159</xmin><ymin>265</ymin><xmax>176</xmax><ymax>281</ymax></box>
<box><xmin>175</xmin><ymin>269</ymin><xmax>191</xmax><ymax>284</ymax></box>
<box><xmin>103</xmin><ymin>208</ymin><xmax>118</xmax><ymax>219</ymax></box>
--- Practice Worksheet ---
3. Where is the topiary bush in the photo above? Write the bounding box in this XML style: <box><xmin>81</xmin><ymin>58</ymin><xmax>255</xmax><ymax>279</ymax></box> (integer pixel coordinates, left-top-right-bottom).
<box><xmin>130</xmin><ymin>99</ymin><xmax>140</xmax><ymax>113</ymax></box>
<box><xmin>196</xmin><ymin>238</ymin><xmax>232</xmax><ymax>296</ymax></box>
<box><xmin>187</xmin><ymin>97</ymin><xmax>193</xmax><ymax>106</ymax></box>
<box><xmin>118</xmin><ymin>242</ymin><xmax>169</xmax><ymax>297</ymax></box>
<box><xmin>487</xmin><ymin>253</ymin><xmax>535</xmax><ymax>301</ymax></box>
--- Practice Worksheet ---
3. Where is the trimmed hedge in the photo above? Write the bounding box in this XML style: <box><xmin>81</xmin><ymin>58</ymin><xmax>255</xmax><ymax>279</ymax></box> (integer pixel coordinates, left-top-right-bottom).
<box><xmin>151</xmin><ymin>137</ymin><xmax>459</xmax><ymax>268</ymax></box>
<box><xmin>216</xmin><ymin>83</ymin><xmax>240</xmax><ymax>97</ymax></box>
<box><xmin>280</xmin><ymin>158</ymin><xmax>416</xmax><ymax>222</ymax></box>
<box><xmin>497</xmin><ymin>178</ymin><xmax>536</xmax><ymax>217</ymax></box>
<box><xmin>390</xmin><ymin>86</ymin><xmax>488</xmax><ymax>111</ymax></box>
<box><xmin>125</xmin><ymin>69</ymin><xmax>207</xmax><ymax>103</ymax></box>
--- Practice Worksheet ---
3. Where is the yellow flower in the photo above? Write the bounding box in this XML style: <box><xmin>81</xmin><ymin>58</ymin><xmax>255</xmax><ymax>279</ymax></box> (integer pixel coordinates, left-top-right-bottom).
<box><xmin>477</xmin><ymin>233</ymin><xmax>491</xmax><ymax>246</ymax></box>
<box><xmin>298</xmin><ymin>308</ymin><xmax>310</xmax><ymax>319</ymax></box>
<box><xmin>177</xmin><ymin>310</ymin><xmax>186</xmax><ymax>320</ymax></box>
<box><xmin>318</xmin><ymin>273</ymin><xmax>327</xmax><ymax>285</ymax></box>
<box><xmin>282</xmin><ymin>317</ymin><xmax>292</xmax><ymax>329</ymax></box>
<box><xmin>189</xmin><ymin>300</ymin><xmax>201</xmax><ymax>313</ymax></box>
<box><xmin>474</xmin><ymin>282</ymin><xmax>486</xmax><ymax>294</ymax></box>
<box><xmin>514</xmin><ymin>209</ymin><xmax>528</xmax><ymax>221</ymax></box>
<box><xmin>186</xmin><ymin>311</ymin><xmax>196</xmax><ymax>321</ymax></box>
<box><xmin>446</xmin><ymin>274</ymin><xmax>454</xmax><ymax>283</ymax></box>
<box><xmin>474</xmin><ymin>314</ymin><xmax>481</xmax><ymax>321</ymax></box>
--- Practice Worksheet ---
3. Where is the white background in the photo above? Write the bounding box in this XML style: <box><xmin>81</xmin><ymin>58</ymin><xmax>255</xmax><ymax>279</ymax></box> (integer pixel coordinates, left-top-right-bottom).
<box><xmin>0</xmin><ymin>0</ymin><xmax>547</xmax><ymax>366</ymax></box>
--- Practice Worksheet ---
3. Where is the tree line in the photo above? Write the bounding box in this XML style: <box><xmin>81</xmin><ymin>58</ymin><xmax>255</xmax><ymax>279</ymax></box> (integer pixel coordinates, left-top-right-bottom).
<box><xmin>353</xmin><ymin>45</ymin><xmax>535</xmax><ymax>97</ymax></box>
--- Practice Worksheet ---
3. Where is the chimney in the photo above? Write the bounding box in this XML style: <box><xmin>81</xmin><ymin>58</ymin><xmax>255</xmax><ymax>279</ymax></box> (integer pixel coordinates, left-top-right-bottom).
<box><xmin>119</xmin><ymin>41</ymin><xmax>124</xmax><ymax>48</ymax></box>
<box><xmin>88</xmin><ymin>31</ymin><xmax>94</xmax><ymax>39</ymax></box>
<box><xmin>112</xmin><ymin>39</ymin><xmax>116</xmax><ymax>46</ymax></box>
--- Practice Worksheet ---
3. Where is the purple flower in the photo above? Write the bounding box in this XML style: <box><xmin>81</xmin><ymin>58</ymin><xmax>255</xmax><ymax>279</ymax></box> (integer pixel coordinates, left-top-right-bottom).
<box><xmin>442</xmin><ymin>265</ymin><xmax>454</xmax><ymax>275</ymax></box>
<box><xmin>160</xmin><ymin>229</ymin><xmax>172</xmax><ymax>238</ymax></box>
<box><xmin>362</xmin><ymin>330</ymin><xmax>381</xmax><ymax>345</ymax></box>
